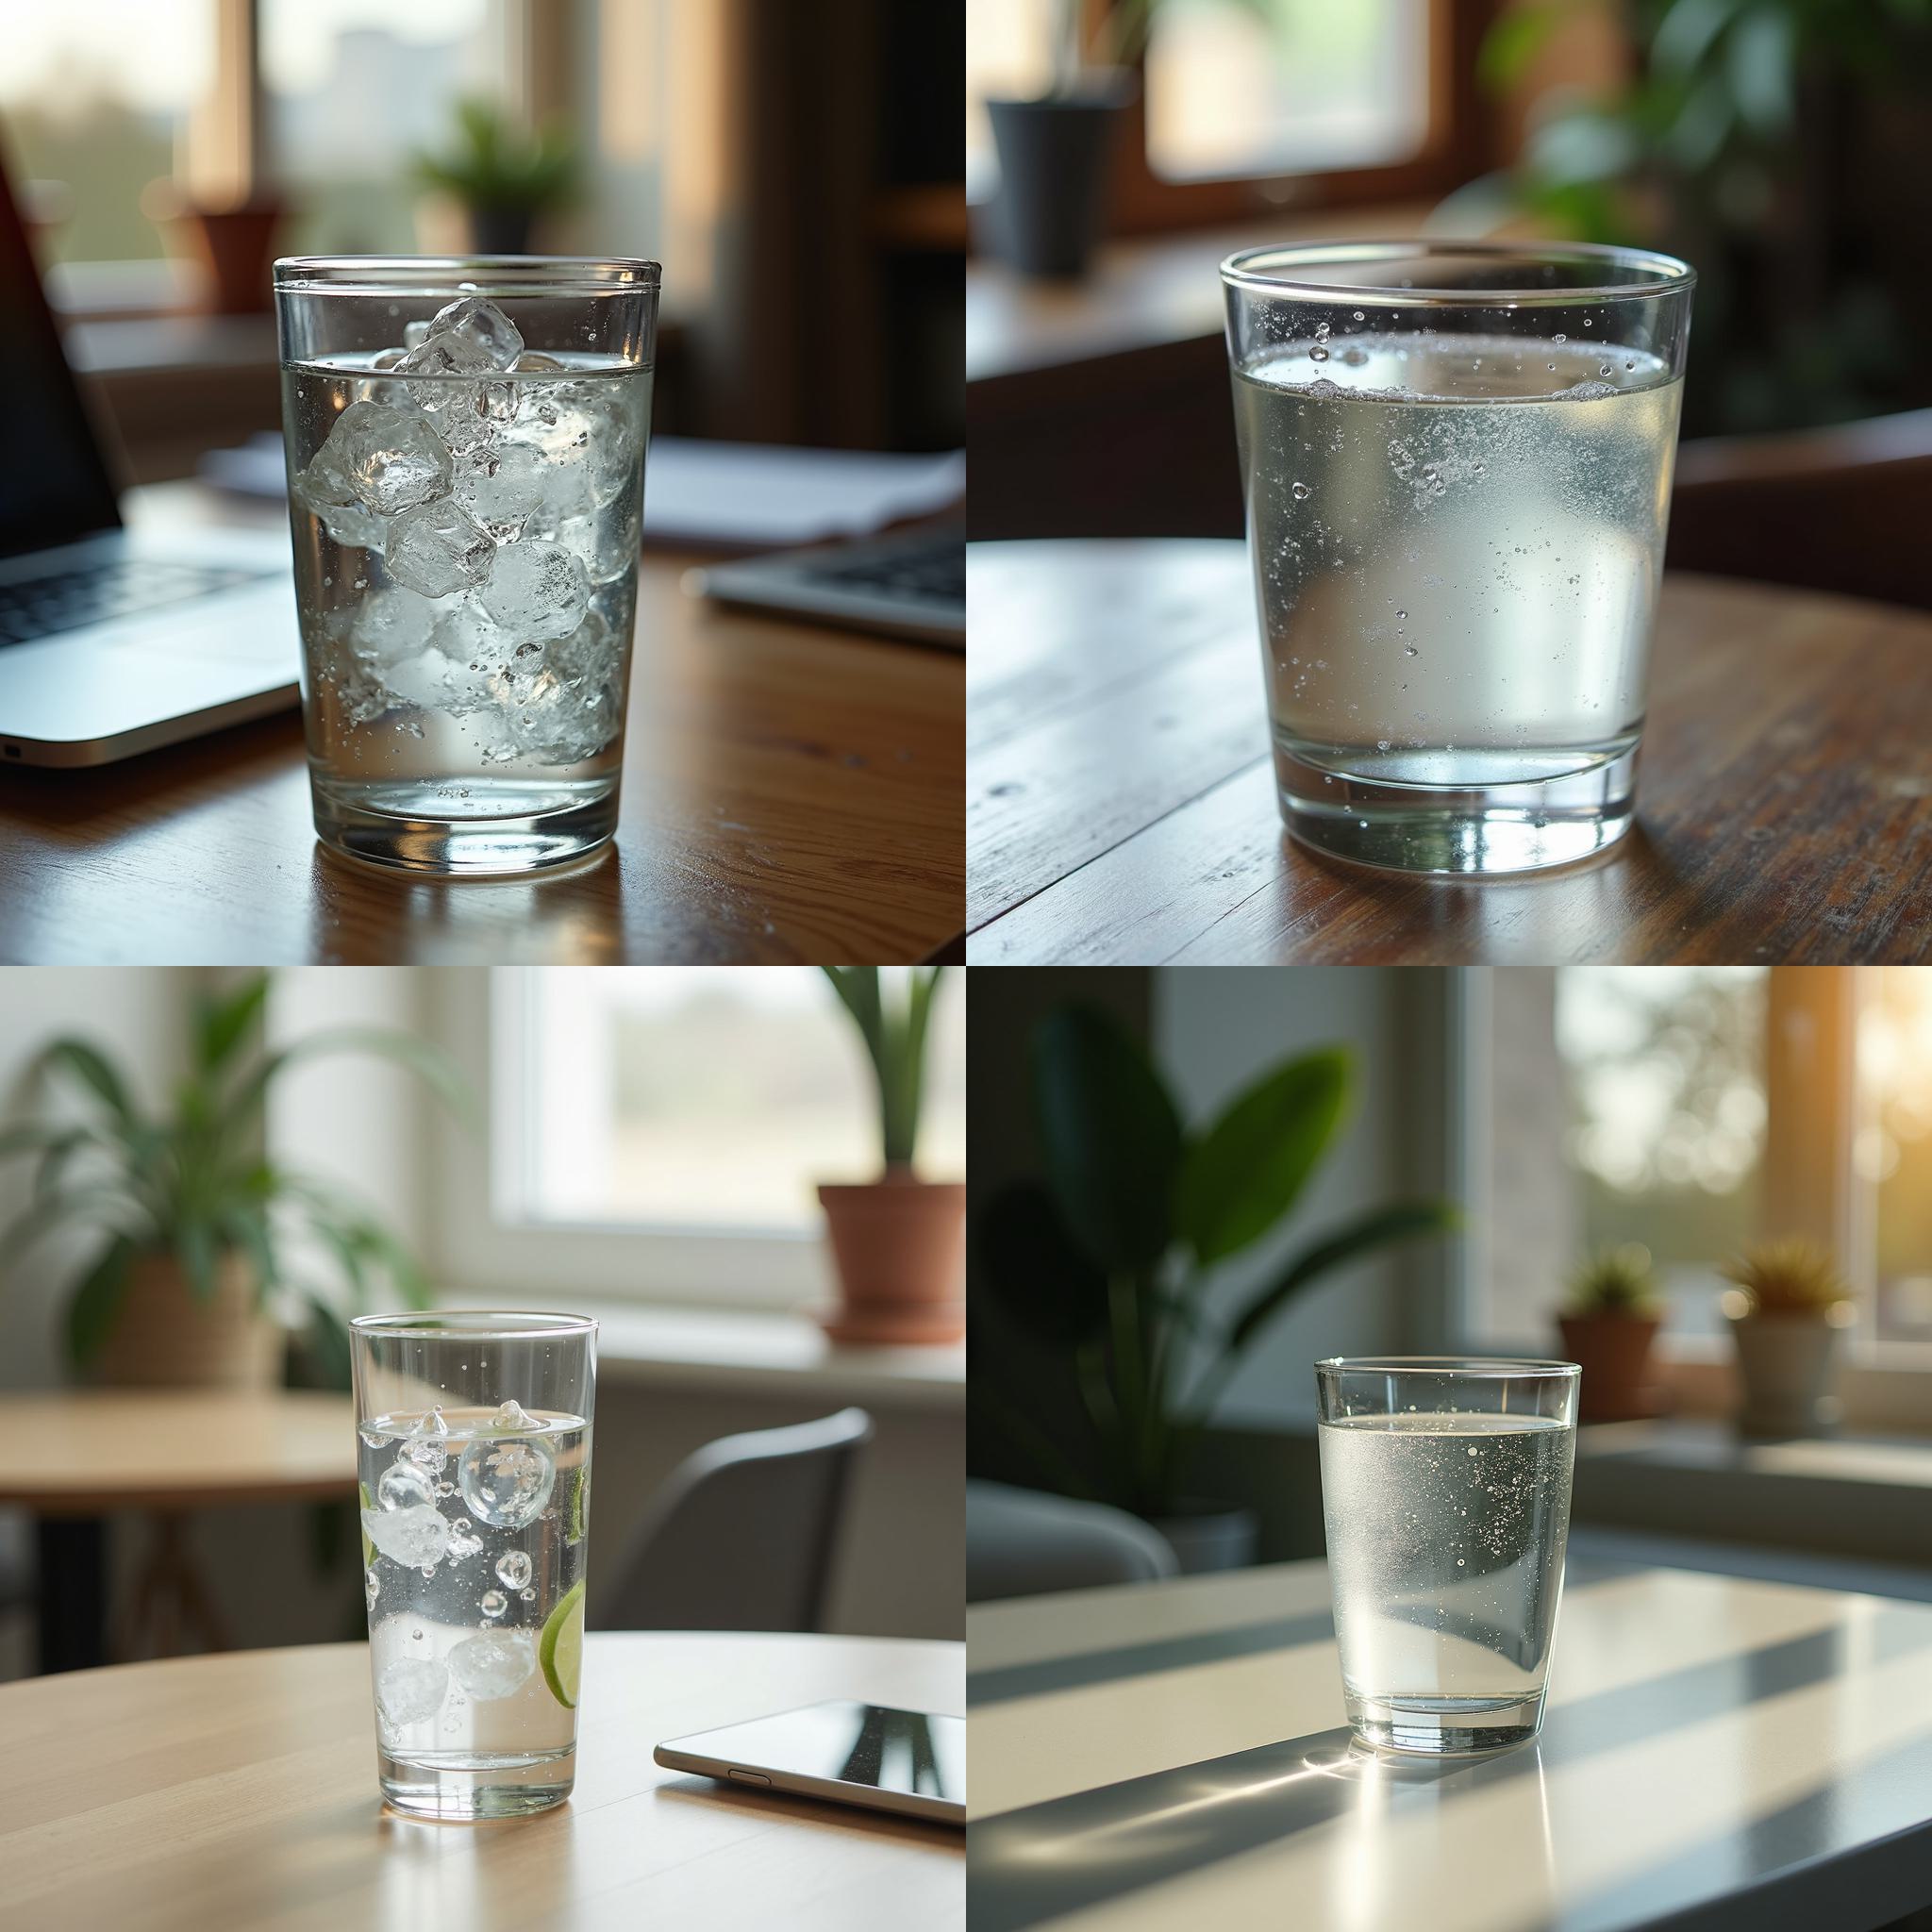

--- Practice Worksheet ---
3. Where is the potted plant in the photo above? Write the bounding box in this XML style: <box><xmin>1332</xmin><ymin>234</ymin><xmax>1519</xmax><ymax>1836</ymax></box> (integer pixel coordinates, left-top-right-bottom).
<box><xmin>412</xmin><ymin>98</ymin><xmax>580</xmax><ymax>256</ymax></box>
<box><xmin>0</xmin><ymin>974</ymin><xmax>468</xmax><ymax>1388</ymax></box>
<box><xmin>817</xmin><ymin>968</ymin><xmax>962</xmax><ymax>1346</ymax></box>
<box><xmin>980</xmin><ymin>0</ymin><xmax>1148</xmax><ymax>278</ymax></box>
<box><xmin>1557</xmin><ymin>1243</ymin><xmax>1665</xmax><ymax>1424</ymax></box>
<box><xmin>1719</xmin><ymin>1237</ymin><xmax>1856</xmax><ymax>1439</ymax></box>
<box><xmin>975</xmin><ymin>1003</ymin><xmax>1458</xmax><ymax>1573</ymax></box>
<box><xmin>143</xmin><ymin>179</ymin><xmax>284</xmax><ymax>315</ymax></box>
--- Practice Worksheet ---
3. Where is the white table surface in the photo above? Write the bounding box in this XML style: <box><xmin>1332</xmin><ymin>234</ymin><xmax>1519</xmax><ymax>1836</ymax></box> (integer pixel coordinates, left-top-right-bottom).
<box><xmin>966</xmin><ymin>1551</ymin><xmax>1932</xmax><ymax>1932</ymax></box>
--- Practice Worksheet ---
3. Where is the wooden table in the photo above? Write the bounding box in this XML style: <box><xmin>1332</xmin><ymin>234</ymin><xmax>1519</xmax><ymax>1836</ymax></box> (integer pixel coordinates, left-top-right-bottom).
<box><xmin>967</xmin><ymin>541</ymin><xmax>1932</xmax><ymax>963</ymax></box>
<box><xmin>0</xmin><ymin>1390</ymin><xmax>353</xmax><ymax>1672</ymax></box>
<box><xmin>0</xmin><ymin>1631</ymin><xmax>962</xmax><ymax>1931</ymax></box>
<box><xmin>0</xmin><ymin>485</ymin><xmax>963</xmax><ymax>965</ymax></box>
<box><xmin>968</xmin><ymin>1554</ymin><xmax>1932</xmax><ymax>1932</ymax></box>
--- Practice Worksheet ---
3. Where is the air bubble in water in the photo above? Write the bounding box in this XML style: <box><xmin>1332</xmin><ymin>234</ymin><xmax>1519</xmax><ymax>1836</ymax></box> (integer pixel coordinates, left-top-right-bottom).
<box><xmin>1553</xmin><ymin>333</ymin><xmax>1566</xmax><ymax>343</ymax></box>
<box><xmin>1395</xmin><ymin>608</ymin><xmax>1407</xmax><ymax>620</ymax></box>
<box><xmin>496</xmin><ymin>1550</ymin><xmax>534</xmax><ymax>1591</ymax></box>
<box><xmin>459</xmin><ymin>1432</ymin><xmax>557</xmax><ymax>1530</ymax></box>
<box><xmin>1405</xmin><ymin>645</ymin><xmax>1418</xmax><ymax>658</ymax></box>
<box><xmin>1308</xmin><ymin>345</ymin><xmax>1329</xmax><ymax>362</ymax></box>
<box><xmin>1376</xmin><ymin>740</ymin><xmax>1391</xmax><ymax>752</ymax></box>
<box><xmin>1314</xmin><ymin>321</ymin><xmax>1330</xmax><ymax>341</ymax></box>
<box><xmin>480</xmin><ymin>1590</ymin><xmax>508</xmax><ymax>1619</ymax></box>
<box><xmin>1625</xmin><ymin>359</ymin><xmax>1636</xmax><ymax>371</ymax></box>
<box><xmin>1291</xmin><ymin>482</ymin><xmax>1311</xmax><ymax>501</ymax></box>
<box><xmin>1352</xmin><ymin>309</ymin><xmax>1365</xmax><ymax>322</ymax></box>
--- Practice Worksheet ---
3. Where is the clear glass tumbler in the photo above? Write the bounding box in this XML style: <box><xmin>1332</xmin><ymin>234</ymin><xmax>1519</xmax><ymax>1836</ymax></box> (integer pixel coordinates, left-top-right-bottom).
<box><xmin>275</xmin><ymin>257</ymin><xmax>659</xmax><ymax>875</ymax></box>
<box><xmin>1315</xmin><ymin>1356</ymin><xmax>1579</xmax><ymax>1755</ymax></box>
<box><xmin>351</xmin><ymin>1310</ymin><xmax>597</xmax><ymax>1818</ymax></box>
<box><xmin>1223</xmin><ymin>242</ymin><xmax>1694</xmax><ymax>875</ymax></box>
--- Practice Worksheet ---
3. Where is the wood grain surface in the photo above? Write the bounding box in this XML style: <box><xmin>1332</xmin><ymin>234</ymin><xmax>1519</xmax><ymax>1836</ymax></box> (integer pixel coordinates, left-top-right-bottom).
<box><xmin>0</xmin><ymin>487</ymin><xmax>963</xmax><ymax>966</ymax></box>
<box><xmin>0</xmin><ymin>1391</ymin><xmax>353</xmax><ymax>1515</ymax></box>
<box><xmin>967</xmin><ymin>541</ymin><xmax>1932</xmax><ymax>964</ymax></box>
<box><xmin>0</xmin><ymin>1633</ymin><xmax>963</xmax><ymax>1931</ymax></box>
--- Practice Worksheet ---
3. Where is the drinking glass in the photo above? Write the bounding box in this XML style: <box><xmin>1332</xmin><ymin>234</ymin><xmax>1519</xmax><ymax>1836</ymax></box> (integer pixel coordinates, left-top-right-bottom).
<box><xmin>1315</xmin><ymin>1357</ymin><xmax>1579</xmax><ymax>1755</ymax></box>
<box><xmin>275</xmin><ymin>258</ymin><xmax>659</xmax><ymax>875</ymax></box>
<box><xmin>351</xmin><ymin>1310</ymin><xmax>597</xmax><ymax>1818</ymax></box>
<box><xmin>1223</xmin><ymin>241</ymin><xmax>1695</xmax><ymax>875</ymax></box>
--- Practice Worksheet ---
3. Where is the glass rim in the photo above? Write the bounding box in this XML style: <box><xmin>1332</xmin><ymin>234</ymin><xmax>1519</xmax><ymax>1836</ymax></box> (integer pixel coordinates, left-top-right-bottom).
<box><xmin>1317</xmin><ymin>1355</ymin><xmax>1580</xmax><ymax>1378</ymax></box>
<box><xmin>273</xmin><ymin>256</ymin><xmax>660</xmax><ymax>299</ymax></box>
<box><xmin>1220</xmin><ymin>239</ymin><xmax>1695</xmax><ymax>307</ymax></box>
<box><xmin>350</xmin><ymin>1309</ymin><xmax>599</xmax><ymax>1341</ymax></box>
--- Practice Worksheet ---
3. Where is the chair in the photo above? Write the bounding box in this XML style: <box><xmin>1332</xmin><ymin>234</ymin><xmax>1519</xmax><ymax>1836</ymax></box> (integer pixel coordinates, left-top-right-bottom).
<box><xmin>966</xmin><ymin>1480</ymin><xmax>1179</xmax><ymax>1602</ymax></box>
<box><xmin>601</xmin><ymin>1408</ymin><xmax>874</xmax><ymax>1634</ymax></box>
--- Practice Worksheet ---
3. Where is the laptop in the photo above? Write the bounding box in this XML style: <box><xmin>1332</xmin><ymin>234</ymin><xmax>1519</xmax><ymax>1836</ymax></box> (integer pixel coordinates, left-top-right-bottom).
<box><xmin>0</xmin><ymin>150</ymin><xmax>298</xmax><ymax>768</ymax></box>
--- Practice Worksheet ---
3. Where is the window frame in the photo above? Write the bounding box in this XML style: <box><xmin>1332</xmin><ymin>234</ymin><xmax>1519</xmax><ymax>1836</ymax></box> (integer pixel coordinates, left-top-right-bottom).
<box><xmin>1455</xmin><ymin>967</ymin><xmax>1932</xmax><ymax>1427</ymax></box>
<box><xmin>421</xmin><ymin>969</ymin><xmax>835</xmax><ymax>1315</ymax></box>
<box><xmin>1104</xmin><ymin>0</ymin><xmax>1498</xmax><ymax>235</ymax></box>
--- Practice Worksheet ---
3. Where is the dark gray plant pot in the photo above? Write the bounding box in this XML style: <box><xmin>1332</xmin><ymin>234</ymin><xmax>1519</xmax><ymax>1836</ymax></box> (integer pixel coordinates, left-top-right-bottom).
<box><xmin>1726</xmin><ymin>1307</ymin><xmax>1849</xmax><ymax>1438</ymax></box>
<box><xmin>1149</xmin><ymin>1502</ymin><xmax>1257</xmax><ymax>1574</ymax></box>
<box><xmin>984</xmin><ymin>79</ymin><xmax>1131</xmax><ymax>280</ymax></box>
<box><xmin>467</xmin><ymin>206</ymin><xmax>534</xmax><ymax>255</ymax></box>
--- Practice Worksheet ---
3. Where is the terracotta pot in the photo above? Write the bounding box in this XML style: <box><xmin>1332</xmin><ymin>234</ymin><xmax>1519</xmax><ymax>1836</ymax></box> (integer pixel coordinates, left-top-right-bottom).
<box><xmin>92</xmin><ymin>1252</ymin><xmax>281</xmax><ymax>1391</ymax></box>
<box><xmin>817</xmin><ymin>1172</ymin><xmax>965</xmax><ymax>1346</ymax></box>
<box><xmin>1557</xmin><ymin>1311</ymin><xmax>1664</xmax><ymax>1424</ymax></box>
<box><xmin>1725</xmin><ymin>1303</ymin><xmax>1852</xmax><ymax>1438</ymax></box>
<box><xmin>171</xmin><ymin>202</ymin><xmax>282</xmax><ymax>314</ymax></box>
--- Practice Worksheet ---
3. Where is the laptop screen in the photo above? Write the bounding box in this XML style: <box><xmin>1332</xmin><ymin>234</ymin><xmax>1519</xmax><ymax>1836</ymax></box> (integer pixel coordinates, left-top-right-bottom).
<box><xmin>0</xmin><ymin>140</ymin><xmax>124</xmax><ymax>558</ymax></box>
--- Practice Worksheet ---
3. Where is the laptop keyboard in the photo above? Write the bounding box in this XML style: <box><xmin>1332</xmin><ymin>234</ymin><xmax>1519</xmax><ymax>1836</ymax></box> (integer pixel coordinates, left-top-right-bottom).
<box><xmin>0</xmin><ymin>558</ymin><xmax>265</xmax><ymax>648</ymax></box>
<box><xmin>798</xmin><ymin>535</ymin><xmax>964</xmax><ymax>611</ymax></box>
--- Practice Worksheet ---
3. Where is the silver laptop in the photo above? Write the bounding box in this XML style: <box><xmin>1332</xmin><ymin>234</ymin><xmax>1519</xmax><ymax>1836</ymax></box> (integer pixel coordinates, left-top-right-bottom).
<box><xmin>0</xmin><ymin>152</ymin><xmax>298</xmax><ymax>769</ymax></box>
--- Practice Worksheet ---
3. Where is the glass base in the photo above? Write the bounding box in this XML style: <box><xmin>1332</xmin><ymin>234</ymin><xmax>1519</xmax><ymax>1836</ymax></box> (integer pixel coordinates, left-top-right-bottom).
<box><xmin>377</xmin><ymin>1745</ymin><xmax>575</xmax><ymax>1820</ymax></box>
<box><xmin>311</xmin><ymin>773</ymin><xmax>618</xmax><ymax>876</ymax></box>
<box><xmin>1274</xmin><ymin>741</ymin><xmax>1638</xmax><ymax>875</ymax></box>
<box><xmin>1345</xmin><ymin>1690</ymin><xmax>1546</xmax><ymax>1756</ymax></box>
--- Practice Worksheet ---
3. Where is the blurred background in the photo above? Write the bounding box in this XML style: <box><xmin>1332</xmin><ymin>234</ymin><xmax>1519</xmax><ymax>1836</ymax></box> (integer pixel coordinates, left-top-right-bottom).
<box><xmin>967</xmin><ymin>966</ymin><xmax>1932</xmax><ymax>1600</ymax></box>
<box><xmin>0</xmin><ymin>965</ymin><xmax>963</xmax><ymax>1678</ymax></box>
<box><xmin>967</xmin><ymin>0</ymin><xmax>1932</xmax><ymax>609</ymax></box>
<box><xmin>5</xmin><ymin>0</ymin><xmax>964</xmax><ymax>481</ymax></box>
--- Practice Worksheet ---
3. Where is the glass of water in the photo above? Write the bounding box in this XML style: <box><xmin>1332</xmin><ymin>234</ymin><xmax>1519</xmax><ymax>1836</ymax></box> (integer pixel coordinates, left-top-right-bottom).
<box><xmin>1223</xmin><ymin>242</ymin><xmax>1694</xmax><ymax>875</ymax></box>
<box><xmin>1315</xmin><ymin>1356</ymin><xmax>1579</xmax><ymax>1755</ymax></box>
<box><xmin>352</xmin><ymin>1311</ymin><xmax>596</xmax><ymax>1818</ymax></box>
<box><xmin>275</xmin><ymin>258</ymin><xmax>658</xmax><ymax>875</ymax></box>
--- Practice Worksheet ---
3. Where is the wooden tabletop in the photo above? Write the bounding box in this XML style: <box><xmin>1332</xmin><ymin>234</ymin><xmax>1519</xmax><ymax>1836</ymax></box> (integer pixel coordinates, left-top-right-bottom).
<box><xmin>967</xmin><ymin>1555</ymin><xmax>1932</xmax><ymax>1932</ymax></box>
<box><xmin>967</xmin><ymin>541</ymin><xmax>1932</xmax><ymax>964</ymax></box>
<box><xmin>0</xmin><ymin>1390</ymin><xmax>352</xmax><ymax>1515</ymax></box>
<box><xmin>0</xmin><ymin>1631</ymin><xmax>962</xmax><ymax>1931</ymax></box>
<box><xmin>0</xmin><ymin>485</ymin><xmax>963</xmax><ymax>966</ymax></box>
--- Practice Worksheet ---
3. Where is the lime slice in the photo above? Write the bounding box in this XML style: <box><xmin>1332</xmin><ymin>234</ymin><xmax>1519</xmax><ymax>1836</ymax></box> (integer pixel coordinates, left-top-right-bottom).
<box><xmin>567</xmin><ymin>1466</ymin><xmax>589</xmax><ymax>1546</ymax></box>
<box><xmin>541</xmin><ymin>1579</ymin><xmax>586</xmax><ymax>1709</ymax></box>
<box><xmin>358</xmin><ymin>1482</ymin><xmax>374</xmax><ymax>1566</ymax></box>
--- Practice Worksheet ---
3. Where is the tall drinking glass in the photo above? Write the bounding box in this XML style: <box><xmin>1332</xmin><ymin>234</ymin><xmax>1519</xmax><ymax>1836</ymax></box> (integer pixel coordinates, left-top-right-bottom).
<box><xmin>351</xmin><ymin>1311</ymin><xmax>597</xmax><ymax>1818</ymax></box>
<box><xmin>275</xmin><ymin>258</ymin><xmax>659</xmax><ymax>875</ymax></box>
<box><xmin>1223</xmin><ymin>242</ymin><xmax>1694</xmax><ymax>875</ymax></box>
<box><xmin>1315</xmin><ymin>1357</ymin><xmax>1579</xmax><ymax>1755</ymax></box>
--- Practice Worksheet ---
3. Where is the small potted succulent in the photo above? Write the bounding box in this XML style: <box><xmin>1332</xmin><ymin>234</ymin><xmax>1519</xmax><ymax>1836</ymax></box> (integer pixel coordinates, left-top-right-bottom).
<box><xmin>412</xmin><ymin>98</ymin><xmax>580</xmax><ymax>256</ymax></box>
<box><xmin>1557</xmin><ymin>1243</ymin><xmax>1665</xmax><ymax>1423</ymax></box>
<box><xmin>980</xmin><ymin>0</ymin><xmax>1143</xmax><ymax>277</ymax></box>
<box><xmin>1719</xmin><ymin>1236</ymin><xmax>1856</xmax><ymax>1439</ymax></box>
<box><xmin>817</xmin><ymin>968</ymin><xmax>963</xmax><ymax>1346</ymax></box>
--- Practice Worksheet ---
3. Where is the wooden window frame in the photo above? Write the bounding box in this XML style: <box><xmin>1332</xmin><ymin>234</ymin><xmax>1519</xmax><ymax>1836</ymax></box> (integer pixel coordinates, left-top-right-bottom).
<box><xmin>1101</xmin><ymin>0</ymin><xmax>1501</xmax><ymax>235</ymax></box>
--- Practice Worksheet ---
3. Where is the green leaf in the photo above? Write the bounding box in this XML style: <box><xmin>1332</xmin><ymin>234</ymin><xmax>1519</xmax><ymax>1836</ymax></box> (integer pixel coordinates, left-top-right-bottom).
<box><xmin>303</xmin><ymin>1293</ymin><xmax>353</xmax><ymax>1393</ymax></box>
<box><xmin>0</xmin><ymin>1123</ymin><xmax>63</xmax><ymax>1162</ymax></box>
<box><xmin>66</xmin><ymin>1238</ymin><xmax>135</xmax><ymax>1366</ymax></box>
<box><xmin>1727</xmin><ymin>8</ymin><xmax>1796</xmax><ymax>137</ymax></box>
<box><xmin>1226</xmin><ymin>1201</ymin><xmax>1461</xmax><ymax>1354</ymax></box>
<box><xmin>175</xmin><ymin>1218</ymin><xmax>219</xmax><ymax>1304</ymax></box>
<box><xmin>1476</xmin><ymin>0</ymin><xmax>1571</xmax><ymax>95</ymax></box>
<box><xmin>1174</xmin><ymin>1049</ymin><xmax>1351</xmax><ymax>1267</ymax></box>
<box><xmin>219</xmin><ymin>1028</ymin><xmax>474</xmax><ymax>1142</ymax></box>
<box><xmin>1652</xmin><ymin>0</ymin><xmax>1744</xmax><ymax>79</ymax></box>
<box><xmin>36</xmin><ymin>1039</ymin><xmax>138</xmax><ymax>1128</ymax></box>
<box><xmin>1031</xmin><ymin>1005</ymin><xmax>1181</xmax><ymax>1272</ymax></box>
<box><xmin>195</xmin><ymin>974</ymin><xmax>271</xmax><ymax>1081</ymax></box>
<box><xmin>974</xmin><ymin>1181</ymin><xmax>1109</xmax><ymax>1344</ymax></box>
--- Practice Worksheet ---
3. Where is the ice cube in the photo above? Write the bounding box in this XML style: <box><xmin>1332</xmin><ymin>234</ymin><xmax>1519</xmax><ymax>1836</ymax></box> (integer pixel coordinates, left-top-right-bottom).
<box><xmin>404</xmin><ymin>320</ymin><xmax>432</xmax><ymax>349</ymax></box>
<box><xmin>387</xmin><ymin>499</ymin><xmax>497</xmax><ymax>598</ymax></box>
<box><xmin>445</xmin><ymin>1528</ymin><xmax>485</xmax><ymax>1563</ymax></box>
<box><xmin>426</xmin><ymin>294</ymin><xmax>525</xmax><ymax>372</ymax></box>
<box><xmin>401</xmin><ymin>1407</ymin><xmax>451</xmax><ymax>1473</ymax></box>
<box><xmin>313</xmin><ymin>400</ymin><xmax>453</xmax><ymax>516</ymax></box>
<box><xmin>376</xmin><ymin>1460</ymin><xmax>436</xmax><ymax>1511</ymax></box>
<box><xmin>458</xmin><ymin>1433</ymin><xmax>557</xmax><ymax>1530</ymax></box>
<box><xmin>475</xmin><ymin>540</ymin><xmax>589</xmax><ymax>640</ymax></box>
<box><xmin>361</xmin><ymin>1503</ymin><xmax>451</xmax><ymax>1570</ymax></box>
<box><xmin>447</xmin><ymin>1629</ymin><xmax>535</xmax><ymax>1701</ymax></box>
<box><xmin>364</xmin><ymin>1567</ymin><xmax>380</xmax><ymax>1610</ymax></box>
<box><xmin>559</xmin><ymin>508</ymin><xmax>637</xmax><ymax>585</ymax></box>
<box><xmin>375</xmin><ymin>1656</ymin><xmax>448</xmax><ymax>1729</ymax></box>
<box><xmin>555</xmin><ymin>381</ymin><xmax>643</xmax><ymax>508</ymax></box>
<box><xmin>315</xmin><ymin>500</ymin><xmax>391</xmax><ymax>550</ymax></box>
<box><xmin>451</xmin><ymin>441</ymin><xmax>556</xmax><ymax>541</ymax></box>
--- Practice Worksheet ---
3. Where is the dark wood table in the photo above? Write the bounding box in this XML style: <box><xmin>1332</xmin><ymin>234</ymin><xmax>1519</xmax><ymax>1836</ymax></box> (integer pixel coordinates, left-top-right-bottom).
<box><xmin>967</xmin><ymin>540</ymin><xmax>1932</xmax><ymax>964</ymax></box>
<box><xmin>0</xmin><ymin>486</ymin><xmax>963</xmax><ymax>965</ymax></box>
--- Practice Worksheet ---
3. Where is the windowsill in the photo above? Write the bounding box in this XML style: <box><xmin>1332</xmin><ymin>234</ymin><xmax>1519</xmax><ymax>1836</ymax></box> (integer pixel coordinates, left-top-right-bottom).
<box><xmin>466</xmin><ymin>1299</ymin><xmax>963</xmax><ymax>1412</ymax></box>
<box><xmin>1574</xmin><ymin>1419</ymin><xmax>1932</xmax><ymax>1568</ymax></box>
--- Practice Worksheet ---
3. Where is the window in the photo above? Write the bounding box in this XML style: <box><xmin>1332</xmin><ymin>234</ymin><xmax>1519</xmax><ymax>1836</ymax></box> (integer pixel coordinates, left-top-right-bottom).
<box><xmin>262</xmin><ymin>0</ymin><xmax>506</xmax><ymax>258</ymax></box>
<box><xmin>429</xmin><ymin>969</ymin><xmax>965</xmax><ymax>1310</ymax></box>
<box><xmin>0</xmin><ymin>3</ymin><xmax>216</xmax><ymax>265</ymax></box>
<box><xmin>1464</xmin><ymin>967</ymin><xmax>1932</xmax><ymax>1383</ymax></box>
<box><xmin>966</xmin><ymin>0</ymin><xmax>1474</xmax><ymax>233</ymax></box>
